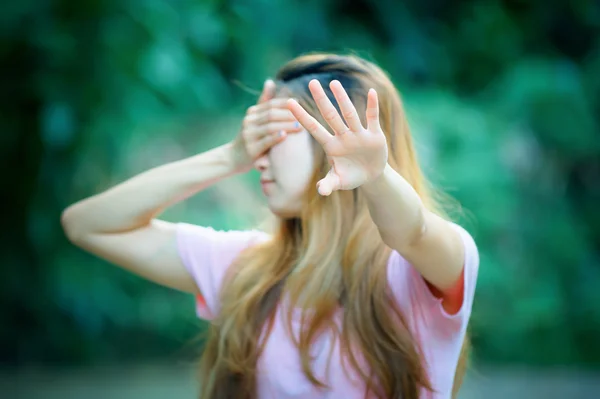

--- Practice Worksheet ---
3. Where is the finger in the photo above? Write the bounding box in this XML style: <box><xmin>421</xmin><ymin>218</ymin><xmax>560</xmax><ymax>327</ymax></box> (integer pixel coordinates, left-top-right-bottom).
<box><xmin>307</xmin><ymin>79</ymin><xmax>348</xmax><ymax>135</ymax></box>
<box><xmin>366</xmin><ymin>88</ymin><xmax>381</xmax><ymax>131</ymax></box>
<box><xmin>257</xmin><ymin>130</ymin><xmax>286</xmax><ymax>152</ymax></box>
<box><xmin>330</xmin><ymin>80</ymin><xmax>363</xmax><ymax>132</ymax></box>
<box><xmin>248</xmin><ymin>121</ymin><xmax>303</xmax><ymax>139</ymax></box>
<box><xmin>317</xmin><ymin>169</ymin><xmax>341</xmax><ymax>196</ymax></box>
<box><xmin>246</xmin><ymin>108</ymin><xmax>298</xmax><ymax>125</ymax></box>
<box><xmin>287</xmin><ymin>99</ymin><xmax>332</xmax><ymax>146</ymax></box>
<box><xmin>258</xmin><ymin>79</ymin><xmax>276</xmax><ymax>104</ymax></box>
<box><xmin>250</xmin><ymin>98</ymin><xmax>291</xmax><ymax>114</ymax></box>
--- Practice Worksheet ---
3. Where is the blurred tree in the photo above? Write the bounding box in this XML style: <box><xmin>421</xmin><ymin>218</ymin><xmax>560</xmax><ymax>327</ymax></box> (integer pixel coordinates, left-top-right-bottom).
<box><xmin>1</xmin><ymin>0</ymin><xmax>599</xmax><ymax>368</ymax></box>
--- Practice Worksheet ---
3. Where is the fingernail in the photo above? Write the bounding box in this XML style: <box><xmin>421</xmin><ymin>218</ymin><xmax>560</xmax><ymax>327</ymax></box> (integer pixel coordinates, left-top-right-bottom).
<box><xmin>294</xmin><ymin>121</ymin><xmax>300</xmax><ymax>128</ymax></box>
<box><xmin>277</xmin><ymin>130</ymin><xmax>285</xmax><ymax>137</ymax></box>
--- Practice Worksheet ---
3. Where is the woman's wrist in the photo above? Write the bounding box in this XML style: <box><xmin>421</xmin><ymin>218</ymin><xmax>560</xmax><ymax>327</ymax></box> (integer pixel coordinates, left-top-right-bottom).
<box><xmin>225</xmin><ymin>138</ymin><xmax>253</xmax><ymax>174</ymax></box>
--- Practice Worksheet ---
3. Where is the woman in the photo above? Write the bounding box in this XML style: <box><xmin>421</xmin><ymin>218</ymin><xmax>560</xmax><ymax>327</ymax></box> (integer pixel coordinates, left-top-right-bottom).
<box><xmin>61</xmin><ymin>53</ymin><xmax>479</xmax><ymax>399</ymax></box>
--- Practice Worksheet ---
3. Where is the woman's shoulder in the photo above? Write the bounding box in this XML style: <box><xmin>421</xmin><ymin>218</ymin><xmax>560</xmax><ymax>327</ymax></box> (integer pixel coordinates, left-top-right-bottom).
<box><xmin>176</xmin><ymin>222</ymin><xmax>271</xmax><ymax>249</ymax></box>
<box><xmin>176</xmin><ymin>222</ymin><xmax>271</xmax><ymax>277</ymax></box>
<box><xmin>385</xmin><ymin>222</ymin><xmax>479</xmax><ymax>324</ymax></box>
<box><xmin>386</xmin><ymin>222</ymin><xmax>478</xmax><ymax>276</ymax></box>
<box><xmin>176</xmin><ymin>223</ymin><xmax>271</xmax><ymax>319</ymax></box>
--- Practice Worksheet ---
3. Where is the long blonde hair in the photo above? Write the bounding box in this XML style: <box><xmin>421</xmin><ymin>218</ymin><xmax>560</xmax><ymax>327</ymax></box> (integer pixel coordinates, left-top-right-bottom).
<box><xmin>197</xmin><ymin>53</ymin><xmax>469</xmax><ymax>398</ymax></box>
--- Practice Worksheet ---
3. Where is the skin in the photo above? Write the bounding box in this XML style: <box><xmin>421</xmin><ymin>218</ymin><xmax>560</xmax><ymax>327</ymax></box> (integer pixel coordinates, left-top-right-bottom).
<box><xmin>61</xmin><ymin>78</ymin><xmax>465</xmax><ymax>313</ymax></box>
<box><xmin>60</xmin><ymin>80</ymin><xmax>301</xmax><ymax>295</ymax></box>
<box><xmin>254</xmin><ymin>127</ymin><xmax>315</xmax><ymax>219</ymax></box>
<box><xmin>287</xmin><ymin>79</ymin><xmax>465</xmax><ymax>312</ymax></box>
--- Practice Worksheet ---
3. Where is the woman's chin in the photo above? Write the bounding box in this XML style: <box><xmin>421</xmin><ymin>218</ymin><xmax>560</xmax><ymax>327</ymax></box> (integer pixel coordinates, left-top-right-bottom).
<box><xmin>267</xmin><ymin>199</ymin><xmax>301</xmax><ymax>220</ymax></box>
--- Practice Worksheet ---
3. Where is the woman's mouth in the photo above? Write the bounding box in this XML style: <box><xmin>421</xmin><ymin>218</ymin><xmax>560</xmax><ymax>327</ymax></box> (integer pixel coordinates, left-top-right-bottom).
<box><xmin>260</xmin><ymin>179</ymin><xmax>275</xmax><ymax>195</ymax></box>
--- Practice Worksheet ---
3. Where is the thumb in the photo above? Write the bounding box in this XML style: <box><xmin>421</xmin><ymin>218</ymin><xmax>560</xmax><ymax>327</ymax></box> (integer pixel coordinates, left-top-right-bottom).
<box><xmin>258</xmin><ymin>79</ymin><xmax>276</xmax><ymax>104</ymax></box>
<box><xmin>317</xmin><ymin>169</ymin><xmax>341</xmax><ymax>196</ymax></box>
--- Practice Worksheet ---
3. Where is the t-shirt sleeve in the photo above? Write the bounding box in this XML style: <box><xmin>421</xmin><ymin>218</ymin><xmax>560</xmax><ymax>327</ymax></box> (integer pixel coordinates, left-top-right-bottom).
<box><xmin>176</xmin><ymin>223</ymin><xmax>269</xmax><ymax>320</ymax></box>
<box><xmin>387</xmin><ymin>223</ymin><xmax>480</xmax><ymax>332</ymax></box>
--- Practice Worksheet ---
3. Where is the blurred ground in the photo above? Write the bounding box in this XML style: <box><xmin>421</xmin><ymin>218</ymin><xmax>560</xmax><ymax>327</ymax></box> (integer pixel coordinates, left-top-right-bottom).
<box><xmin>2</xmin><ymin>363</ymin><xmax>599</xmax><ymax>399</ymax></box>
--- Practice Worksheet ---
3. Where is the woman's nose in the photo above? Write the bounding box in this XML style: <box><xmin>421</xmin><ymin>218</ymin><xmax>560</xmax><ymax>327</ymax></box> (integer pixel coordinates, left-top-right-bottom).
<box><xmin>253</xmin><ymin>152</ymin><xmax>269</xmax><ymax>171</ymax></box>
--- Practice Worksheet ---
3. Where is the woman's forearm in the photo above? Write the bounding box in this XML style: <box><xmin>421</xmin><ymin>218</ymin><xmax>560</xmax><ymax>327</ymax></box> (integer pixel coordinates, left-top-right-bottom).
<box><xmin>361</xmin><ymin>164</ymin><xmax>465</xmax><ymax>291</ymax></box>
<box><xmin>361</xmin><ymin>164</ymin><xmax>425</xmax><ymax>248</ymax></box>
<box><xmin>61</xmin><ymin>142</ymin><xmax>241</xmax><ymax>241</ymax></box>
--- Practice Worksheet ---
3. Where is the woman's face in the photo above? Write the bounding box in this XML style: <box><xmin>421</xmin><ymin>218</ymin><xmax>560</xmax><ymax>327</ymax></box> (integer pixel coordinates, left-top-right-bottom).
<box><xmin>254</xmin><ymin>128</ymin><xmax>317</xmax><ymax>218</ymax></box>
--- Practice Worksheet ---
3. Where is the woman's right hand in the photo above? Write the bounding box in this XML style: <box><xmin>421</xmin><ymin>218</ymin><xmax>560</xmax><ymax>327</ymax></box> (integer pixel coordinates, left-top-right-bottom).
<box><xmin>231</xmin><ymin>79</ymin><xmax>302</xmax><ymax>171</ymax></box>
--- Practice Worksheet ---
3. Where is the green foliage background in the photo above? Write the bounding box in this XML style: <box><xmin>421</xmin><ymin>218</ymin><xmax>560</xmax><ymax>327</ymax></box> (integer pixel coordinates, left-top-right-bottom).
<box><xmin>2</xmin><ymin>0</ymin><xmax>599</xmax><ymax>368</ymax></box>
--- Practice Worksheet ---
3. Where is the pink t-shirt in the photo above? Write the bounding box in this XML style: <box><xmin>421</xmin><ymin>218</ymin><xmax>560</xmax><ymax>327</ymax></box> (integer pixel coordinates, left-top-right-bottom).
<box><xmin>176</xmin><ymin>222</ymin><xmax>479</xmax><ymax>399</ymax></box>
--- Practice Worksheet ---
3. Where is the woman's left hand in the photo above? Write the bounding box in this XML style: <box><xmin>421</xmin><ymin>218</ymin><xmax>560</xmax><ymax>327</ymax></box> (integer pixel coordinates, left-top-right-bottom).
<box><xmin>287</xmin><ymin>79</ymin><xmax>388</xmax><ymax>196</ymax></box>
